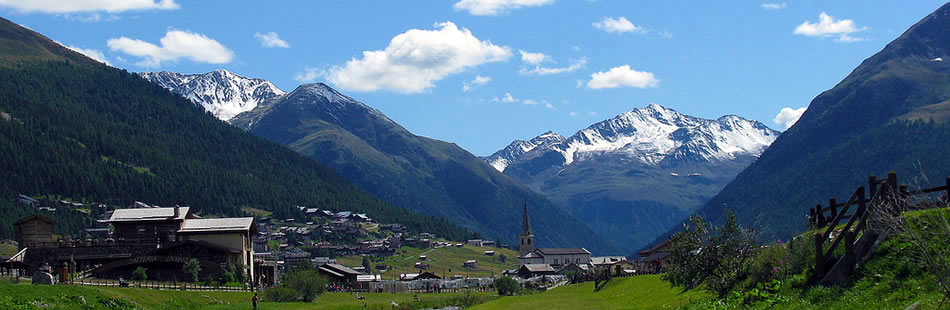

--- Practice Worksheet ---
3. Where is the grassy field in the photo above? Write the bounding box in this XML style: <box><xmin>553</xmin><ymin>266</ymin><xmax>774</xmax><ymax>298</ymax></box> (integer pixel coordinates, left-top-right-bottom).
<box><xmin>337</xmin><ymin>243</ymin><xmax>520</xmax><ymax>279</ymax></box>
<box><xmin>471</xmin><ymin>275</ymin><xmax>709</xmax><ymax>310</ymax></box>
<box><xmin>0</xmin><ymin>281</ymin><xmax>495</xmax><ymax>309</ymax></box>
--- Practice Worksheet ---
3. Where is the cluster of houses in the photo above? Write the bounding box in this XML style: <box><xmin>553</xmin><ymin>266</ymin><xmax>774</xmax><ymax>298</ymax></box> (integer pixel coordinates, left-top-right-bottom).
<box><xmin>5</xmin><ymin>195</ymin><xmax>672</xmax><ymax>292</ymax></box>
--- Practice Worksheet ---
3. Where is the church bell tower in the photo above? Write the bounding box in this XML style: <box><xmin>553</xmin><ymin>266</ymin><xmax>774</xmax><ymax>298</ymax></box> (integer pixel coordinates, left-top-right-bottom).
<box><xmin>519</xmin><ymin>202</ymin><xmax>535</xmax><ymax>257</ymax></box>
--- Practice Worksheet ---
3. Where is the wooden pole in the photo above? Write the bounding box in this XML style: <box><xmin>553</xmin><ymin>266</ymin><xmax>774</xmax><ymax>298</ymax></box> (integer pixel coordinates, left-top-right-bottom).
<box><xmin>814</xmin><ymin>233</ymin><xmax>824</xmax><ymax>279</ymax></box>
<box><xmin>815</xmin><ymin>204</ymin><xmax>824</xmax><ymax>227</ymax></box>
<box><xmin>868</xmin><ymin>175</ymin><xmax>878</xmax><ymax>199</ymax></box>
<box><xmin>829</xmin><ymin>198</ymin><xmax>838</xmax><ymax>222</ymax></box>
<box><xmin>945</xmin><ymin>176</ymin><xmax>950</xmax><ymax>203</ymax></box>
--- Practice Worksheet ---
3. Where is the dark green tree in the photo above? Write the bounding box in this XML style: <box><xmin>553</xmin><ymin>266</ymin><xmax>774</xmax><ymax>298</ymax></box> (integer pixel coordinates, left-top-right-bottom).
<box><xmin>663</xmin><ymin>208</ymin><xmax>757</xmax><ymax>298</ymax></box>
<box><xmin>493</xmin><ymin>276</ymin><xmax>519</xmax><ymax>296</ymax></box>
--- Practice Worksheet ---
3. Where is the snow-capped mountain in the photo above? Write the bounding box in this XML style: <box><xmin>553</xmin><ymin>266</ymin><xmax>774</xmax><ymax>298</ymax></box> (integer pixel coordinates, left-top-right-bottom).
<box><xmin>484</xmin><ymin>103</ymin><xmax>780</xmax><ymax>252</ymax></box>
<box><xmin>139</xmin><ymin>70</ymin><xmax>285</xmax><ymax>121</ymax></box>
<box><xmin>486</xmin><ymin>103</ymin><xmax>779</xmax><ymax>173</ymax></box>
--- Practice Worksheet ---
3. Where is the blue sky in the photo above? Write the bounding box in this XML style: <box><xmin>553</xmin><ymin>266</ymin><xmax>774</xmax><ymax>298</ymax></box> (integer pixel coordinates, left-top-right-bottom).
<box><xmin>2</xmin><ymin>1</ymin><xmax>947</xmax><ymax>156</ymax></box>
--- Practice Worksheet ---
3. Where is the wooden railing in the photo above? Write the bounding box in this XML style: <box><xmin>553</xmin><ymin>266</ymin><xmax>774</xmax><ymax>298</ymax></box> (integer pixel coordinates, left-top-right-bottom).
<box><xmin>809</xmin><ymin>172</ymin><xmax>950</xmax><ymax>284</ymax></box>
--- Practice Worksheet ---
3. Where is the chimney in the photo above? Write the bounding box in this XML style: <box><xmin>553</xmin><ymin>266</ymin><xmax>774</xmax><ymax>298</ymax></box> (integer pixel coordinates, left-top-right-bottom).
<box><xmin>173</xmin><ymin>206</ymin><xmax>180</xmax><ymax>219</ymax></box>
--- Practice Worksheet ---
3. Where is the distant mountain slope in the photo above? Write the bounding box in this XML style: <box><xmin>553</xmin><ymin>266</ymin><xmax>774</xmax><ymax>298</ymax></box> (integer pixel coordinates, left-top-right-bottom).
<box><xmin>223</xmin><ymin>83</ymin><xmax>620</xmax><ymax>254</ymax></box>
<box><xmin>684</xmin><ymin>3</ymin><xmax>950</xmax><ymax>244</ymax></box>
<box><xmin>485</xmin><ymin>104</ymin><xmax>779</xmax><ymax>250</ymax></box>
<box><xmin>0</xmin><ymin>16</ymin><xmax>469</xmax><ymax>241</ymax></box>
<box><xmin>140</xmin><ymin>70</ymin><xmax>285</xmax><ymax>121</ymax></box>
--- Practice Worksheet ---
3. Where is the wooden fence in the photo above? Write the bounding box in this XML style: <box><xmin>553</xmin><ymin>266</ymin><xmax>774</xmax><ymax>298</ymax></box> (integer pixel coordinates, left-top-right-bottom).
<box><xmin>808</xmin><ymin>172</ymin><xmax>950</xmax><ymax>285</ymax></box>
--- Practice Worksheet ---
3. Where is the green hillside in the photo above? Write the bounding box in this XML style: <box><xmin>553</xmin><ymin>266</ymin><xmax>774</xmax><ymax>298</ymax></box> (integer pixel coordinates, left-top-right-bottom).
<box><xmin>686</xmin><ymin>2</ymin><xmax>950</xmax><ymax>243</ymax></box>
<box><xmin>0</xmin><ymin>16</ymin><xmax>469</xmax><ymax>241</ymax></box>
<box><xmin>337</xmin><ymin>243</ymin><xmax>521</xmax><ymax>279</ymax></box>
<box><xmin>471</xmin><ymin>275</ymin><xmax>708</xmax><ymax>310</ymax></box>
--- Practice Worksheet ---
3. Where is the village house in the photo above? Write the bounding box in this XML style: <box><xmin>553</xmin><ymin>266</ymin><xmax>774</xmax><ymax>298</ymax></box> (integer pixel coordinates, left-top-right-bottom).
<box><xmin>637</xmin><ymin>239</ymin><xmax>671</xmax><ymax>274</ymax></box>
<box><xmin>15</xmin><ymin>215</ymin><xmax>55</xmax><ymax>248</ymax></box>
<box><xmin>518</xmin><ymin>263</ymin><xmax>557</xmax><ymax>278</ymax></box>
<box><xmin>16</xmin><ymin>194</ymin><xmax>40</xmax><ymax>208</ymax></box>
<box><xmin>318</xmin><ymin>263</ymin><xmax>361</xmax><ymax>286</ymax></box>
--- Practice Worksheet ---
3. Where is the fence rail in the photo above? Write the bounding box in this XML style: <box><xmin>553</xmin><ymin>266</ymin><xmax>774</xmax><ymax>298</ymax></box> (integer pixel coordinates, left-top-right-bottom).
<box><xmin>808</xmin><ymin>172</ymin><xmax>950</xmax><ymax>285</ymax></box>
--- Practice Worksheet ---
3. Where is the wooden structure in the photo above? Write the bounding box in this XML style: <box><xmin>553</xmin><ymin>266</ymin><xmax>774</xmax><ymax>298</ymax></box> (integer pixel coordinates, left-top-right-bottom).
<box><xmin>15</xmin><ymin>215</ymin><xmax>55</xmax><ymax>249</ymax></box>
<box><xmin>809</xmin><ymin>172</ymin><xmax>950</xmax><ymax>285</ymax></box>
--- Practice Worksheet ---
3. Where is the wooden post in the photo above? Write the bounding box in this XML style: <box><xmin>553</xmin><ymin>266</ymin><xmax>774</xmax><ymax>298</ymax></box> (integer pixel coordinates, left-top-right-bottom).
<box><xmin>868</xmin><ymin>175</ymin><xmax>878</xmax><ymax>198</ymax></box>
<box><xmin>888</xmin><ymin>171</ymin><xmax>898</xmax><ymax>191</ymax></box>
<box><xmin>945</xmin><ymin>176</ymin><xmax>950</xmax><ymax>203</ymax></box>
<box><xmin>810</xmin><ymin>207</ymin><xmax>816</xmax><ymax>227</ymax></box>
<box><xmin>816</xmin><ymin>204</ymin><xmax>824</xmax><ymax>227</ymax></box>
<box><xmin>814</xmin><ymin>233</ymin><xmax>824</xmax><ymax>279</ymax></box>
<box><xmin>829</xmin><ymin>197</ymin><xmax>838</xmax><ymax>221</ymax></box>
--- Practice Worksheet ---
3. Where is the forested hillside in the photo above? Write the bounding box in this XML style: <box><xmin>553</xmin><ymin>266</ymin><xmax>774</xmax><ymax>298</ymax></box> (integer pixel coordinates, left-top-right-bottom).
<box><xmin>0</xmin><ymin>17</ymin><xmax>469</xmax><ymax>241</ymax></box>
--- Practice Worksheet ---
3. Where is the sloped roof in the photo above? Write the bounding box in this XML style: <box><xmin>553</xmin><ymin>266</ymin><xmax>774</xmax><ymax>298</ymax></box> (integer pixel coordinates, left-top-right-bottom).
<box><xmin>15</xmin><ymin>214</ymin><xmax>54</xmax><ymax>225</ymax></box>
<box><xmin>639</xmin><ymin>239</ymin><xmax>670</xmax><ymax>257</ymax></box>
<box><xmin>178</xmin><ymin>217</ymin><xmax>255</xmax><ymax>233</ymax></box>
<box><xmin>108</xmin><ymin>207</ymin><xmax>190</xmax><ymax>222</ymax></box>
<box><xmin>590</xmin><ymin>256</ymin><xmax>627</xmax><ymax>265</ymax></box>
<box><xmin>521</xmin><ymin>264</ymin><xmax>556</xmax><ymax>273</ymax></box>
<box><xmin>322</xmin><ymin>263</ymin><xmax>361</xmax><ymax>276</ymax></box>
<box><xmin>536</xmin><ymin>248</ymin><xmax>590</xmax><ymax>255</ymax></box>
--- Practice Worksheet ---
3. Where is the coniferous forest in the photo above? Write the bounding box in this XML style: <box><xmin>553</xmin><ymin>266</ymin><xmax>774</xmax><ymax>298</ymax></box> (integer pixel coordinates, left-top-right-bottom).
<box><xmin>0</xmin><ymin>60</ymin><xmax>470</xmax><ymax>241</ymax></box>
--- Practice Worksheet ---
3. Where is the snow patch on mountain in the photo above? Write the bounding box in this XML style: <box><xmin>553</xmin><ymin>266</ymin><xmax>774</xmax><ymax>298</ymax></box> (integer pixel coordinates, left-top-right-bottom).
<box><xmin>486</xmin><ymin>103</ymin><xmax>780</xmax><ymax>172</ymax></box>
<box><xmin>140</xmin><ymin>70</ymin><xmax>286</xmax><ymax>121</ymax></box>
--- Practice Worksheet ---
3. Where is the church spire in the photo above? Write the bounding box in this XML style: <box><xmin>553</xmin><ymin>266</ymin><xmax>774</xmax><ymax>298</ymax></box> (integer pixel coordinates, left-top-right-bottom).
<box><xmin>519</xmin><ymin>201</ymin><xmax>535</xmax><ymax>257</ymax></box>
<box><xmin>521</xmin><ymin>201</ymin><xmax>531</xmax><ymax>236</ymax></box>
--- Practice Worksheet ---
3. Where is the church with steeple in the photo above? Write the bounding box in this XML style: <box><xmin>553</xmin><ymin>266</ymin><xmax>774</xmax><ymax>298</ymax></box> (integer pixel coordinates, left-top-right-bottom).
<box><xmin>517</xmin><ymin>202</ymin><xmax>591</xmax><ymax>267</ymax></box>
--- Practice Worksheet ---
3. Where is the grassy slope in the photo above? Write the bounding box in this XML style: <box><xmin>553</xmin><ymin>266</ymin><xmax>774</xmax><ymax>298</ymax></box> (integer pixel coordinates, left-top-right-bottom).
<box><xmin>0</xmin><ymin>281</ymin><xmax>494</xmax><ymax>309</ymax></box>
<box><xmin>683</xmin><ymin>207</ymin><xmax>950</xmax><ymax>309</ymax></box>
<box><xmin>337</xmin><ymin>243</ymin><xmax>520</xmax><ymax>279</ymax></box>
<box><xmin>471</xmin><ymin>275</ymin><xmax>709</xmax><ymax>310</ymax></box>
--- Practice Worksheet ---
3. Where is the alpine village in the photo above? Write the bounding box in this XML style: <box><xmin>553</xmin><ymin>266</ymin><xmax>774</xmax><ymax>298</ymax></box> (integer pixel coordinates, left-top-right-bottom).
<box><xmin>1</xmin><ymin>1</ymin><xmax>950</xmax><ymax>309</ymax></box>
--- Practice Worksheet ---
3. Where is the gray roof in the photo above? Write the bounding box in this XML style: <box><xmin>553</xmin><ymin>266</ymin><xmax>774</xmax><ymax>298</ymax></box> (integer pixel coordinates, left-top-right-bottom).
<box><xmin>108</xmin><ymin>207</ymin><xmax>190</xmax><ymax>222</ymax></box>
<box><xmin>522</xmin><ymin>264</ymin><xmax>556</xmax><ymax>273</ymax></box>
<box><xmin>178</xmin><ymin>217</ymin><xmax>254</xmax><ymax>233</ymax></box>
<box><xmin>321</xmin><ymin>263</ymin><xmax>361</xmax><ymax>276</ymax></box>
<box><xmin>536</xmin><ymin>248</ymin><xmax>591</xmax><ymax>256</ymax></box>
<box><xmin>590</xmin><ymin>256</ymin><xmax>627</xmax><ymax>265</ymax></box>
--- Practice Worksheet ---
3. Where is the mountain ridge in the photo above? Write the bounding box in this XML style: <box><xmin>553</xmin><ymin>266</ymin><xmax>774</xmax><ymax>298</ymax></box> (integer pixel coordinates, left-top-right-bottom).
<box><xmin>144</xmin><ymin>71</ymin><xmax>623</xmax><ymax>254</ymax></box>
<box><xmin>485</xmin><ymin>103</ymin><xmax>779</xmax><ymax>251</ymax></box>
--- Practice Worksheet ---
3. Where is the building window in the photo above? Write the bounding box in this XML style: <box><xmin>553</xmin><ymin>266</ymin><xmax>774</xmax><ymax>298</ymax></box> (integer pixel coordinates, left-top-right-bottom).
<box><xmin>527</xmin><ymin>239</ymin><xmax>531</xmax><ymax>245</ymax></box>
<box><xmin>521</xmin><ymin>239</ymin><xmax>524</xmax><ymax>245</ymax></box>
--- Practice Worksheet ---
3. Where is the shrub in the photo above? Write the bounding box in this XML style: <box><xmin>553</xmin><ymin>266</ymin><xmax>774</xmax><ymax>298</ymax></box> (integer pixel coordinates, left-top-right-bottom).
<box><xmin>283</xmin><ymin>267</ymin><xmax>328</xmax><ymax>302</ymax></box>
<box><xmin>183</xmin><ymin>258</ymin><xmax>201</xmax><ymax>282</ymax></box>
<box><xmin>131</xmin><ymin>266</ymin><xmax>147</xmax><ymax>281</ymax></box>
<box><xmin>263</xmin><ymin>287</ymin><xmax>299</xmax><ymax>302</ymax></box>
<box><xmin>493</xmin><ymin>276</ymin><xmax>519</xmax><ymax>296</ymax></box>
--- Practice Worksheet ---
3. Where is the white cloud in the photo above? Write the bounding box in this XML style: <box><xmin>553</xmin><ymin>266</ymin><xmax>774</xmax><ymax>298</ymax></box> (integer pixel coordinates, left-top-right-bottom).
<box><xmin>794</xmin><ymin>12</ymin><xmax>866</xmax><ymax>42</ymax></box>
<box><xmin>327</xmin><ymin>21</ymin><xmax>511</xmax><ymax>94</ymax></box>
<box><xmin>773</xmin><ymin>107</ymin><xmax>806</xmax><ymax>130</ymax></box>
<box><xmin>570</xmin><ymin>111</ymin><xmax>577</xmax><ymax>117</ymax></box>
<box><xmin>658</xmin><ymin>30</ymin><xmax>673</xmax><ymax>39</ymax></box>
<box><xmin>494</xmin><ymin>92</ymin><xmax>518</xmax><ymax>103</ymax></box>
<box><xmin>65</xmin><ymin>45</ymin><xmax>109</xmax><ymax>65</ymax></box>
<box><xmin>107</xmin><ymin>30</ymin><xmax>234</xmax><ymax>67</ymax></box>
<box><xmin>462</xmin><ymin>75</ymin><xmax>492</xmax><ymax>91</ymax></box>
<box><xmin>294</xmin><ymin>67</ymin><xmax>325</xmax><ymax>83</ymax></box>
<box><xmin>453</xmin><ymin>0</ymin><xmax>554</xmax><ymax>16</ymax></box>
<box><xmin>586</xmin><ymin>65</ymin><xmax>659</xmax><ymax>89</ymax></box>
<box><xmin>254</xmin><ymin>32</ymin><xmax>289</xmax><ymax>48</ymax></box>
<box><xmin>760</xmin><ymin>3</ymin><xmax>786</xmax><ymax>10</ymax></box>
<box><xmin>519</xmin><ymin>50</ymin><xmax>549</xmax><ymax>65</ymax></box>
<box><xmin>0</xmin><ymin>0</ymin><xmax>179</xmax><ymax>13</ymax></box>
<box><xmin>520</xmin><ymin>57</ymin><xmax>586</xmax><ymax>75</ymax></box>
<box><xmin>492</xmin><ymin>92</ymin><xmax>550</xmax><ymax>108</ymax></box>
<box><xmin>593</xmin><ymin>16</ymin><xmax>643</xmax><ymax>34</ymax></box>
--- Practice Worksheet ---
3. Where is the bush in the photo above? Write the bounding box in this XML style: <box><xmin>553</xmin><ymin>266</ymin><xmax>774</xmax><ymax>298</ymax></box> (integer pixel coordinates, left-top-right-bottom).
<box><xmin>283</xmin><ymin>267</ymin><xmax>328</xmax><ymax>302</ymax></box>
<box><xmin>131</xmin><ymin>266</ymin><xmax>147</xmax><ymax>281</ymax></box>
<box><xmin>493</xmin><ymin>276</ymin><xmax>519</xmax><ymax>296</ymax></box>
<box><xmin>263</xmin><ymin>287</ymin><xmax>299</xmax><ymax>302</ymax></box>
<box><xmin>183</xmin><ymin>258</ymin><xmax>201</xmax><ymax>282</ymax></box>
